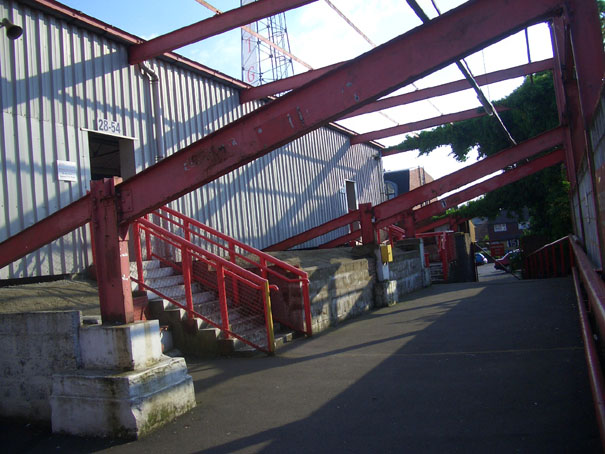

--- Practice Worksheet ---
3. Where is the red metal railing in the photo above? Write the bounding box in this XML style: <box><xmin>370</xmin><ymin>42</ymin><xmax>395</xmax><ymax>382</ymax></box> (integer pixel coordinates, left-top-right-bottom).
<box><xmin>417</xmin><ymin>231</ymin><xmax>456</xmax><ymax>281</ymax></box>
<box><xmin>132</xmin><ymin>217</ymin><xmax>276</xmax><ymax>353</ymax></box>
<box><xmin>145</xmin><ymin>206</ymin><xmax>312</xmax><ymax>336</ymax></box>
<box><xmin>567</xmin><ymin>236</ymin><xmax>605</xmax><ymax>451</ymax></box>
<box><xmin>522</xmin><ymin>236</ymin><xmax>574</xmax><ymax>279</ymax></box>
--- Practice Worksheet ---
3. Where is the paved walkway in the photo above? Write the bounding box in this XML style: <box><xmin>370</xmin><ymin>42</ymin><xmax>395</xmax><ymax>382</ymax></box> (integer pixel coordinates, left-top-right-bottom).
<box><xmin>4</xmin><ymin>269</ymin><xmax>600</xmax><ymax>453</ymax></box>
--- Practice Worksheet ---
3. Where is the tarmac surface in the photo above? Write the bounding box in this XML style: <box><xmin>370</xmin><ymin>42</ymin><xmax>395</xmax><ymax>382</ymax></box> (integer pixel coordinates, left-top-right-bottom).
<box><xmin>2</xmin><ymin>265</ymin><xmax>600</xmax><ymax>453</ymax></box>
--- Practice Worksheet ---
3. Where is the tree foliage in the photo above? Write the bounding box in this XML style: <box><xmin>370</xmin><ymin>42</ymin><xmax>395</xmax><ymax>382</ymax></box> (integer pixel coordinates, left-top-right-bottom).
<box><xmin>387</xmin><ymin>72</ymin><xmax>571</xmax><ymax>241</ymax></box>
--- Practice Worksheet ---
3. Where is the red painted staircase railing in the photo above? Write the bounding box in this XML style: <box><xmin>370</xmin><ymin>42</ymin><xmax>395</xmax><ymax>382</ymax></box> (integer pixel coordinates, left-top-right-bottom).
<box><xmin>139</xmin><ymin>206</ymin><xmax>312</xmax><ymax>337</ymax></box>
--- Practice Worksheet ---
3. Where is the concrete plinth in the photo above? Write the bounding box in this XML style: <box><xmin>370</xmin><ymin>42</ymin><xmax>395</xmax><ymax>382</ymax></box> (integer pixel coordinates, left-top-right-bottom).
<box><xmin>50</xmin><ymin>321</ymin><xmax>196</xmax><ymax>439</ymax></box>
<box><xmin>374</xmin><ymin>280</ymin><xmax>398</xmax><ymax>307</ymax></box>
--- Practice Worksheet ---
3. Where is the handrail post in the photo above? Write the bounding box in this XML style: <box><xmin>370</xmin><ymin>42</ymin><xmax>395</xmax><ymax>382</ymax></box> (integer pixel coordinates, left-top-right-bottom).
<box><xmin>133</xmin><ymin>222</ymin><xmax>144</xmax><ymax>291</ymax></box>
<box><xmin>229</xmin><ymin>242</ymin><xmax>240</xmax><ymax>305</ymax></box>
<box><xmin>182</xmin><ymin>244</ymin><xmax>194</xmax><ymax>318</ymax></box>
<box><xmin>144</xmin><ymin>214</ymin><xmax>152</xmax><ymax>260</ymax></box>
<box><xmin>551</xmin><ymin>245</ymin><xmax>557</xmax><ymax>277</ymax></box>
<box><xmin>217</xmin><ymin>265</ymin><xmax>230</xmax><ymax>336</ymax></box>
<box><xmin>262</xmin><ymin>281</ymin><xmax>275</xmax><ymax>353</ymax></box>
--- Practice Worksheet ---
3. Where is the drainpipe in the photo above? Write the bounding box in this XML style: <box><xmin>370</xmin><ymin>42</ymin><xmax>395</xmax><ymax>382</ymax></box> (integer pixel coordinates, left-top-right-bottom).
<box><xmin>139</xmin><ymin>61</ymin><xmax>166</xmax><ymax>162</ymax></box>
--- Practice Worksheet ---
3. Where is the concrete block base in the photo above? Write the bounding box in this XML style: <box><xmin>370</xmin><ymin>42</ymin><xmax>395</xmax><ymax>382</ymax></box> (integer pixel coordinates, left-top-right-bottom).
<box><xmin>374</xmin><ymin>280</ymin><xmax>398</xmax><ymax>308</ymax></box>
<box><xmin>51</xmin><ymin>357</ymin><xmax>195</xmax><ymax>439</ymax></box>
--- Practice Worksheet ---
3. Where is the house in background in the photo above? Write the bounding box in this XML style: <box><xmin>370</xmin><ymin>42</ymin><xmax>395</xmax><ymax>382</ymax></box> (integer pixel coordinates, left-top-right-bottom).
<box><xmin>472</xmin><ymin>209</ymin><xmax>530</xmax><ymax>256</ymax></box>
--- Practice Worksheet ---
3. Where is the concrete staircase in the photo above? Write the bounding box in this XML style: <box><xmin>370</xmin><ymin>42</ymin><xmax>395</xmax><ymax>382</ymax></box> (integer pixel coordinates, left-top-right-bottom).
<box><xmin>429</xmin><ymin>262</ymin><xmax>445</xmax><ymax>282</ymax></box>
<box><xmin>131</xmin><ymin>260</ymin><xmax>292</xmax><ymax>356</ymax></box>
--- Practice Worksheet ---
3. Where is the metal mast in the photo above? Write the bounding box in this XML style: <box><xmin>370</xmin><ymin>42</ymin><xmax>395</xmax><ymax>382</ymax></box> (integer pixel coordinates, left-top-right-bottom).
<box><xmin>241</xmin><ymin>0</ymin><xmax>295</xmax><ymax>86</ymax></box>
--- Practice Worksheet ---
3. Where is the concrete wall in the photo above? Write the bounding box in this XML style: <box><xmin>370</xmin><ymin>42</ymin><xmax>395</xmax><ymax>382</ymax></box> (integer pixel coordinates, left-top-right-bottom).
<box><xmin>389</xmin><ymin>240</ymin><xmax>430</xmax><ymax>296</ymax></box>
<box><xmin>306</xmin><ymin>255</ymin><xmax>376</xmax><ymax>333</ymax></box>
<box><xmin>0</xmin><ymin>311</ymin><xmax>81</xmax><ymax>422</ymax></box>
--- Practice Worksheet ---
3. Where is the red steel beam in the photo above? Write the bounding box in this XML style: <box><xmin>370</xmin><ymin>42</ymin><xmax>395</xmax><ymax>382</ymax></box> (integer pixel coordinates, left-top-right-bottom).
<box><xmin>128</xmin><ymin>0</ymin><xmax>319</xmax><ymax>65</ymax></box>
<box><xmin>265</xmin><ymin>210</ymin><xmax>360</xmax><ymax>252</ymax></box>
<box><xmin>0</xmin><ymin>0</ymin><xmax>566</xmax><ymax>267</ymax></box>
<box><xmin>416</xmin><ymin>217</ymin><xmax>456</xmax><ymax>234</ymax></box>
<box><xmin>353</xmin><ymin>106</ymin><xmax>508</xmax><ymax>147</ymax></box>
<box><xmin>118</xmin><ymin>0</ymin><xmax>565</xmax><ymax>224</ymax></box>
<box><xmin>565</xmin><ymin>0</ymin><xmax>605</xmax><ymax>125</ymax></box>
<box><xmin>240</xmin><ymin>62</ymin><xmax>344</xmax><ymax>103</ymax></box>
<box><xmin>342</xmin><ymin>59</ymin><xmax>553</xmax><ymax>120</ymax></box>
<box><xmin>373</xmin><ymin>126</ymin><xmax>565</xmax><ymax>223</ymax></box>
<box><xmin>413</xmin><ymin>148</ymin><xmax>565</xmax><ymax>223</ymax></box>
<box><xmin>0</xmin><ymin>195</ymin><xmax>91</xmax><ymax>270</ymax></box>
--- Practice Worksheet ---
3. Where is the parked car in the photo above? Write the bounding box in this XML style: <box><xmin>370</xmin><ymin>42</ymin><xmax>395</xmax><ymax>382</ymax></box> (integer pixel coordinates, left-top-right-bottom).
<box><xmin>494</xmin><ymin>249</ymin><xmax>521</xmax><ymax>271</ymax></box>
<box><xmin>475</xmin><ymin>252</ymin><xmax>488</xmax><ymax>265</ymax></box>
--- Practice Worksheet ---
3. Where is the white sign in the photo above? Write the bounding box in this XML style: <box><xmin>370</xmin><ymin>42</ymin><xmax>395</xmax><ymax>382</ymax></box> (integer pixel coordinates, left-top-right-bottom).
<box><xmin>96</xmin><ymin>118</ymin><xmax>122</xmax><ymax>135</ymax></box>
<box><xmin>241</xmin><ymin>0</ymin><xmax>260</xmax><ymax>86</ymax></box>
<box><xmin>57</xmin><ymin>160</ymin><xmax>77</xmax><ymax>182</ymax></box>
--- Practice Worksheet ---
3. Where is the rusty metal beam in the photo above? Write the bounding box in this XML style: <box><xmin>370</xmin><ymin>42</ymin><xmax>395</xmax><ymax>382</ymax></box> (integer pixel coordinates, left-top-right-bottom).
<box><xmin>374</xmin><ymin>126</ymin><xmax>565</xmax><ymax>223</ymax></box>
<box><xmin>413</xmin><ymin>148</ymin><xmax>565</xmax><ymax>223</ymax></box>
<box><xmin>240</xmin><ymin>62</ymin><xmax>344</xmax><ymax>103</ymax></box>
<box><xmin>352</xmin><ymin>106</ymin><xmax>507</xmax><ymax>147</ymax></box>
<box><xmin>342</xmin><ymin>59</ymin><xmax>553</xmax><ymax>120</ymax></box>
<box><xmin>0</xmin><ymin>195</ymin><xmax>91</xmax><ymax>270</ymax></box>
<box><xmin>128</xmin><ymin>0</ymin><xmax>318</xmax><ymax>65</ymax></box>
<box><xmin>118</xmin><ymin>0</ymin><xmax>563</xmax><ymax>224</ymax></box>
<box><xmin>265</xmin><ymin>210</ymin><xmax>359</xmax><ymax>252</ymax></box>
<box><xmin>565</xmin><ymin>0</ymin><xmax>605</xmax><ymax>125</ymax></box>
<box><xmin>0</xmin><ymin>0</ymin><xmax>566</xmax><ymax>268</ymax></box>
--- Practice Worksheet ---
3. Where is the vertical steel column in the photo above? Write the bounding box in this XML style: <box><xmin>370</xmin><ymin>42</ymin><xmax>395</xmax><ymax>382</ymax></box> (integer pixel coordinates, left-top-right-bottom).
<box><xmin>402</xmin><ymin>210</ymin><xmax>416</xmax><ymax>238</ymax></box>
<box><xmin>90</xmin><ymin>178</ymin><xmax>134</xmax><ymax>324</ymax></box>
<box><xmin>359</xmin><ymin>203</ymin><xmax>375</xmax><ymax>245</ymax></box>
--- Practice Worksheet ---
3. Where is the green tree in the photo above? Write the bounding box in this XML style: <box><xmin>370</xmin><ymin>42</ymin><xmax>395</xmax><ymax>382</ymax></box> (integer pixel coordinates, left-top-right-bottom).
<box><xmin>387</xmin><ymin>72</ymin><xmax>571</xmax><ymax>240</ymax></box>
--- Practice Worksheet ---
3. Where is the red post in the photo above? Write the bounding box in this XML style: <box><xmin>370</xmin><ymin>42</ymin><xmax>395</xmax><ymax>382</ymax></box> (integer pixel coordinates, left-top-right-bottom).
<box><xmin>144</xmin><ymin>214</ymin><xmax>152</xmax><ymax>260</ymax></box>
<box><xmin>402</xmin><ymin>210</ymin><xmax>416</xmax><ymax>238</ymax></box>
<box><xmin>182</xmin><ymin>245</ymin><xmax>194</xmax><ymax>318</ymax></box>
<box><xmin>359</xmin><ymin>203</ymin><xmax>375</xmax><ymax>245</ymax></box>
<box><xmin>217</xmin><ymin>265</ymin><xmax>230</xmax><ymax>336</ymax></box>
<box><xmin>90</xmin><ymin>178</ymin><xmax>134</xmax><ymax>325</ymax></box>
<box><xmin>551</xmin><ymin>245</ymin><xmax>557</xmax><ymax>277</ymax></box>
<box><xmin>133</xmin><ymin>223</ymin><xmax>144</xmax><ymax>290</ymax></box>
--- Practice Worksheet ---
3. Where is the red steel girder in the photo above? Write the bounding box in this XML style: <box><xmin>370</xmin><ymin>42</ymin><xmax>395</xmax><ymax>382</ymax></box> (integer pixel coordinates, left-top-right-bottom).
<box><xmin>118</xmin><ymin>0</ymin><xmax>565</xmax><ymax>224</ymax></box>
<box><xmin>342</xmin><ymin>59</ymin><xmax>553</xmax><ymax>120</ymax></box>
<box><xmin>0</xmin><ymin>0</ymin><xmax>566</xmax><ymax>268</ymax></box>
<box><xmin>352</xmin><ymin>106</ymin><xmax>508</xmax><ymax>147</ymax></box>
<box><xmin>128</xmin><ymin>0</ymin><xmax>319</xmax><ymax>65</ymax></box>
<box><xmin>0</xmin><ymin>195</ymin><xmax>91</xmax><ymax>270</ymax></box>
<box><xmin>565</xmin><ymin>0</ymin><xmax>605</xmax><ymax>125</ymax></box>
<box><xmin>373</xmin><ymin>126</ymin><xmax>565</xmax><ymax>224</ymax></box>
<box><xmin>416</xmin><ymin>217</ymin><xmax>456</xmax><ymax>234</ymax></box>
<box><xmin>413</xmin><ymin>148</ymin><xmax>565</xmax><ymax>224</ymax></box>
<box><xmin>242</xmin><ymin>58</ymin><xmax>553</xmax><ymax>107</ymax></box>
<box><xmin>240</xmin><ymin>62</ymin><xmax>344</xmax><ymax>103</ymax></box>
<box><xmin>265</xmin><ymin>210</ymin><xmax>360</xmax><ymax>252</ymax></box>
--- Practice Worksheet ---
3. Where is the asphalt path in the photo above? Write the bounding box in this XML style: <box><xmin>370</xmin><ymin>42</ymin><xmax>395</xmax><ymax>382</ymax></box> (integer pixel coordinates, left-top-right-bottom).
<box><xmin>3</xmin><ymin>273</ymin><xmax>599</xmax><ymax>453</ymax></box>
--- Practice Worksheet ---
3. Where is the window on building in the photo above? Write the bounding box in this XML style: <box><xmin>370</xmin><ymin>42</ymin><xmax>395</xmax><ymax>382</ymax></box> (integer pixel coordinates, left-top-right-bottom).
<box><xmin>494</xmin><ymin>223</ymin><xmax>507</xmax><ymax>232</ymax></box>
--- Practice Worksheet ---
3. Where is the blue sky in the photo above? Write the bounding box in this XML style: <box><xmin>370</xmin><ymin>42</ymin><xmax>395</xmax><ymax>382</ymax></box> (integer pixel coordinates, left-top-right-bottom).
<box><xmin>60</xmin><ymin>0</ymin><xmax>554</xmax><ymax>179</ymax></box>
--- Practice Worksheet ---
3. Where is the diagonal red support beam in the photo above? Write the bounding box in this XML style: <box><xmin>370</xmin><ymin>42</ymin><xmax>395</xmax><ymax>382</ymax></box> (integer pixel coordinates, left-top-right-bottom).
<box><xmin>412</xmin><ymin>148</ymin><xmax>565</xmax><ymax>224</ymax></box>
<box><xmin>373</xmin><ymin>126</ymin><xmax>565</xmax><ymax>225</ymax></box>
<box><xmin>240</xmin><ymin>62</ymin><xmax>344</xmax><ymax>103</ymax></box>
<box><xmin>351</xmin><ymin>106</ymin><xmax>508</xmax><ymax>146</ymax></box>
<box><xmin>119</xmin><ymin>0</ymin><xmax>564</xmax><ymax>225</ymax></box>
<box><xmin>128</xmin><ymin>0</ymin><xmax>318</xmax><ymax>65</ymax></box>
<box><xmin>342</xmin><ymin>59</ymin><xmax>553</xmax><ymax>120</ymax></box>
<box><xmin>0</xmin><ymin>0</ymin><xmax>566</xmax><ymax>270</ymax></box>
<box><xmin>416</xmin><ymin>217</ymin><xmax>456</xmax><ymax>234</ymax></box>
<box><xmin>0</xmin><ymin>195</ymin><xmax>91</xmax><ymax>270</ymax></box>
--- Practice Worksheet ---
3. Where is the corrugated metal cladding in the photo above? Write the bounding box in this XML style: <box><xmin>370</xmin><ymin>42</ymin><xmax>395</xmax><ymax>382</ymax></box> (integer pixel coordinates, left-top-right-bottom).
<box><xmin>590</xmin><ymin>90</ymin><xmax>605</xmax><ymax>267</ymax></box>
<box><xmin>0</xmin><ymin>0</ymin><xmax>384</xmax><ymax>279</ymax></box>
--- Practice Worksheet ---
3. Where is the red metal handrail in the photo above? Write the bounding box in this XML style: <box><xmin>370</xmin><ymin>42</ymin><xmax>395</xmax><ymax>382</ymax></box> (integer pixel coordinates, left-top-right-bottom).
<box><xmin>133</xmin><ymin>218</ymin><xmax>276</xmax><ymax>353</ymax></box>
<box><xmin>568</xmin><ymin>236</ymin><xmax>605</xmax><ymax>451</ymax></box>
<box><xmin>150</xmin><ymin>206</ymin><xmax>312</xmax><ymax>336</ymax></box>
<box><xmin>523</xmin><ymin>236</ymin><xmax>573</xmax><ymax>279</ymax></box>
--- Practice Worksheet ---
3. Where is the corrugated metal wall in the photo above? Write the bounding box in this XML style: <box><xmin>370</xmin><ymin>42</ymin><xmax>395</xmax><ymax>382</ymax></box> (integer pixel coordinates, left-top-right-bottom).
<box><xmin>0</xmin><ymin>0</ymin><xmax>384</xmax><ymax>279</ymax></box>
<box><xmin>589</xmin><ymin>90</ymin><xmax>605</xmax><ymax>268</ymax></box>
